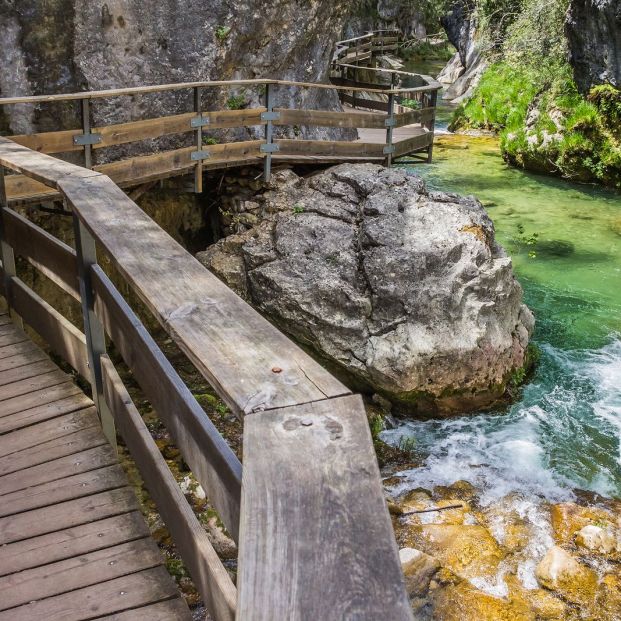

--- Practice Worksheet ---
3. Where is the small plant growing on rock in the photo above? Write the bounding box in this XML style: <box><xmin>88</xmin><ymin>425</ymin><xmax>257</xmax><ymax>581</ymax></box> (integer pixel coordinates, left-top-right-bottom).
<box><xmin>292</xmin><ymin>202</ymin><xmax>305</xmax><ymax>214</ymax></box>
<box><xmin>226</xmin><ymin>93</ymin><xmax>247</xmax><ymax>110</ymax></box>
<box><xmin>400</xmin><ymin>97</ymin><xmax>421</xmax><ymax>110</ymax></box>
<box><xmin>215</xmin><ymin>25</ymin><xmax>231</xmax><ymax>42</ymax></box>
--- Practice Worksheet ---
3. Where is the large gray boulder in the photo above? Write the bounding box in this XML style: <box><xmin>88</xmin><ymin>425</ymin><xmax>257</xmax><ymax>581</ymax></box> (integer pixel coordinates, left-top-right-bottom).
<box><xmin>197</xmin><ymin>164</ymin><xmax>534</xmax><ymax>415</ymax></box>
<box><xmin>566</xmin><ymin>0</ymin><xmax>621</xmax><ymax>93</ymax></box>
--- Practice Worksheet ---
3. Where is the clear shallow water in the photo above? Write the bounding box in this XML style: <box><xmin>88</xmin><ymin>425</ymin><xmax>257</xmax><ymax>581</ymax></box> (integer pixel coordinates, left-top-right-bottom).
<box><xmin>384</xmin><ymin>134</ymin><xmax>621</xmax><ymax>502</ymax></box>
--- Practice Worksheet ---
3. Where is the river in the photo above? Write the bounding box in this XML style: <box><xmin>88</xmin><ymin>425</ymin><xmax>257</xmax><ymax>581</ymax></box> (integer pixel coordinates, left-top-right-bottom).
<box><xmin>382</xmin><ymin>59</ymin><xmax>621</xmax><ymax>508</ymax></box>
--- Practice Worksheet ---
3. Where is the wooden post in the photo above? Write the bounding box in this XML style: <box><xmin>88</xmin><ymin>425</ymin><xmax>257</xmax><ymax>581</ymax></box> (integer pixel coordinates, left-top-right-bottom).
<box><xmin>262</xmin><ymin>83</ymin><xmax>275</xmax><ymax>183</ymax></box>
<box><xmin>0</xmin><ymin>167</ymin><xmax>18</xmax><ymax>319</ymax></box>
<box><xmin>80</xmin><ymin>98</ymin><xmax>92</xmax><ymax>169</ymax></box>
<box><xmin>427</xmin><ymin>89</ymin><xmax>438</xmax><ymax>163</ymax></box>
<box><xmin>194</xmin><ymin>86</ymin><xmax>203</xmax><ymax>193</ymax></box>
<box><xmin>72</xmin><ymin>211</ymin><xmax>117</xmax><ymax>451</ymax></box>
<box><xmin>384</xmin><ymin>73</ymin><xmax>396</xmax><ymax>167</ymax></box>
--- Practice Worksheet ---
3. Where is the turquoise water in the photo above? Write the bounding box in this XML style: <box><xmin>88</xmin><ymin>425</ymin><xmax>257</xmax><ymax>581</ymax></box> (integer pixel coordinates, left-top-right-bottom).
<box><xmin>383</xmin><ymin>134</ymin><xmax>621</xmax><ymax>502</ymax></box>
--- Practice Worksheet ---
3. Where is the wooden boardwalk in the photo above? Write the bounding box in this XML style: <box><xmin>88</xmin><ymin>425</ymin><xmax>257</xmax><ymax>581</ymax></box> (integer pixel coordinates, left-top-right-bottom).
<box><xmin>0</xmin><ymin>313</ymin><xmax>190</xmax><ymax>621</ymax></box>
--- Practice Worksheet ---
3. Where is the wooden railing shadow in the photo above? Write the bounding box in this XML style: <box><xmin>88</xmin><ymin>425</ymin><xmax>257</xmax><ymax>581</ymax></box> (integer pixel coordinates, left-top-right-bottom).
<box><xmin>0</xmin><ymin>136</ymin><xmax>414</xmax><ymax>620</ymax></box>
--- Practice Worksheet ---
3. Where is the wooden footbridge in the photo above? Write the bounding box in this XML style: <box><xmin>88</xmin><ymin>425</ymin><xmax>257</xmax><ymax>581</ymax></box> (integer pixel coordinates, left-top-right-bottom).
<box><xmin>0</xmin><ymin>30</ymin><xmax>439</xmax><ymax>205</ymax></box>
<box><xmin>0</xmin><ymin>30</ymin><xmax>434</xmax><ymax>621</ymax></box>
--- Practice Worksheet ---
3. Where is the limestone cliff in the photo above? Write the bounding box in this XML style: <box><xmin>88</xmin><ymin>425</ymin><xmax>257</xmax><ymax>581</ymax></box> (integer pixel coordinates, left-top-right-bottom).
<box><xmin>0</xmin><ymin>0</ymin><xmax>350</xmax><ymax>140</ymax></box>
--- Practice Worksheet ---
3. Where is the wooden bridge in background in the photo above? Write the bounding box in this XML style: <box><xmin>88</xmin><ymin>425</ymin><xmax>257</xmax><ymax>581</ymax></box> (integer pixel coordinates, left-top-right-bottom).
<box><xmin>0</xmin><ymin>30</ymin><xmax>440</xmax><ymax>205</ymax></box>
<box><xmin>0</xmin><ymin>30</ymin><xmax>431</xmax><ymax>621</ymax></box>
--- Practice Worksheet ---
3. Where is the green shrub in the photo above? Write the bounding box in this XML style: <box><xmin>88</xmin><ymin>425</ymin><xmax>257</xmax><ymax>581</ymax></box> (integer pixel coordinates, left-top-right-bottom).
<box><xmin>215</xmin><ymin>25</ymin><xmax>231</xmax><ymax>42</ymax></box>
<box><xmin>226</xmin><ymin>93</ymin><xmax>247</xmax><ymax>110</ymax></box>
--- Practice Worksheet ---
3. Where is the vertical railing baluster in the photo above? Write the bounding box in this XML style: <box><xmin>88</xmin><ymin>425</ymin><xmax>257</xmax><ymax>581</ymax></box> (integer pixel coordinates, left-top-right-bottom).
<box><xmin>262</xmin><ymin>83</ymin><xmax>278</xmax><ymax>183</ymax></box>
<box><xmin>0</xmin><ymin>167</ymin><xmax>18</xmax><ymax>320</ymax></box>
<box><xmin>384</xmin><ymin>73</ymin><xmax>396</xmax><ymax>167</ymax></box>
<box><xmin>427</xmin><ymin>89</ymin><xmax>438</xmax><ymax>163</ymax></box>
<box><xmin>80</xmin><ymin>98</ymin><xmax>92</xmax><ymax>169</ymax></box>
<box><xmin>73</xmin><ymin>211</ymin><xmax>117</xmax><ymax>451</ymax></box>
<box><xmin>194</xmin><ymin>86</ymin><xmax>203</xmax><ymax>193</ymax></box>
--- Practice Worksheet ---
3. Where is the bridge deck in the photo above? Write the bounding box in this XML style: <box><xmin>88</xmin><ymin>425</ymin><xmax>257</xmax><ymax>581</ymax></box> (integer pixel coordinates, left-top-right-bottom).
<box><xmin>0</xmin><ymin>313</ymin><xmax>191</xmax><ymax>621</ymax></box>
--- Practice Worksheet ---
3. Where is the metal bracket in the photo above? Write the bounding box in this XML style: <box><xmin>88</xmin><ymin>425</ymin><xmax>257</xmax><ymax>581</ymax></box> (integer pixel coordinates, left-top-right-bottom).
<box><xmin>191</xmin><ymin>116</ymin><xmax>211</xmax><ymax>128</ymax></box>
<box><xmin>73</xmin><ymin>133</ymin><xmax>102</xmax><ymax>146</ymax></box>
<box><xmin>384</xmin><ymin>117</ymin><xmax>396</xmax><ymax>128</ymax></box>
<box><xmin>383</xmin><ymin>145</ymin><xmax>395</xmax><ymax>155</ymax></box>
<box><xmin>261</xmin><ymin>111</ymin><xmax>280</xmax><ymax>122</ymax></box>
<box><xmin>191</xmin><ymin>150</ymin><xmax>211</xmax><ymax>161</ymax></box>
<box><xmin>260</xmin><ymin>143</ymin><xmax>280</xmax><ymax>153</ymax></box>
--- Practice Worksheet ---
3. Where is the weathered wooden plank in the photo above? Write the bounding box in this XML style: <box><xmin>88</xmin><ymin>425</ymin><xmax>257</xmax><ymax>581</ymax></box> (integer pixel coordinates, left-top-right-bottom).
<box><xmin>0</xmin><ymin>487</ymin><xmax>139</xmax><ymax>545</ymax></box>
<box><xmin>0</xmin><ymin>330</ymin><xmax>28</xmax><ymax>348</ymax></box>
<box><xmin>0</xmin><ymin>443</ymin><xmax>117</xmax><ymax>495</ymax></box>
<box><xmin>237</xmin><ymin>394</ymin><xmax>412</xmax><ymax>621</ymax></box>
<box><xmin>0</xmin><ymin>381</ymin><xmax>82</xmax><ymax>420</ymax></box>
<box><xmin>330</xmin><ymin>76</ymin><xmax>391</xmax><ymax>91</ymax></box>
<box><xmin>0</xmin><ymin>79</ymin><xmax>275</xmax><ymax>105</ymax></box>
<box><xmin>0</xmin><ymin>358</ymin><xmax>56</xmax><ymax>387</ymax></box>
<box><xmin>95</xmin><ymin>140</ymin><xmax>263</xmax><ymax>186</ymax></box>
<box><xmin>10</xmin><ymin>129</ymin><xmax>82</xmax><ymax>155</ymax></box>
<box><xmin>0</xmin><ymin>512</ymin><xmax>149</xmax><ymax>576</ymax></box>
<box><xmin>276</xmin><ymin>138</ymin><xmax>385</xmax><ymax>157</ymax></box>
<box><xmin>0</xmin><ymin>566</ymin><xmax>188</xmax><ymax>621</ymax></box>
<box><xmin>0</xmin><ymin>407</ymin><xmax>98</xmax><ymax>456</ymax></box>
<box><xmin>393</xmin><ymin>131</ymin><xmax>433</xmax><ymax>157</ymax></box>
<box><xmin>0</xmin><ymin>136</ymin><xmax>100</xmax><ymax>188</ymax></box>
<box><xmin>0</xmin><ymin>314</ymin><xmax>10</xmax><ymax>326</ymax></box>
<box><xmin>275</xmin><ymin>107</ymin><xmax>386</xmax><ymax>129</ymax></box>
<box><xmin>93</xmin><ymin>268</ymin><xmax>241</xmax><ymax>540</ymax></box>
<box><xmin>97</xmin><ymin>599</ymin><xmax>192</xmax><ymax>620</ymax></box>
<box><xmin>2</xmin><ymin>207</ymin><xmax>80</xmax><ymax>299</ymax></box>
<box><xmin>0</xmin><ymin>368</ymin><xmax>69</xmax><ymax>403</ymax></box>
<box><xmin>0</xmin><ymin>464</ymin><xmax>127</xmax><ymax>517</ymax></box>
<box><xmin>0</xmin><ymin>538</ymin><xmax>164</xmax><ymax>611</ymax></box>
<box><xmin>58</xmin><ymin>173</ymin><xmax>349</xmax><ymax>417</ymax></box>
<box><xmin>101</xmin><ymin>356</ymin><xmax>236</xmax><ymax>621</ymax></box>
<box><xmin>339</xmin><ymin>93</ymin><xmax>390</xmax><ymax>112</ymax></box>
<box><xmin>393</xmin><ymin>106</ymin><xmax>435</xmax><ymax>127</ymax></box>
<box><xmin>4</xmin><ymin>173</ymin><xmax>60</xmax><ymax>204</ymax></box>
<box><xmin>9</xmin><ymin>276</ymin><xmax>89</xmax><ymax>379</ymax></box>
<box><xmin>0</xmin><ymin>422</ymin><xmax>104</xmax><ymax>475</ymax></box>
<box><xmin>0</xmin><ymin>338</ymin><xmax>40</xmax><ymax>360</ymax></box>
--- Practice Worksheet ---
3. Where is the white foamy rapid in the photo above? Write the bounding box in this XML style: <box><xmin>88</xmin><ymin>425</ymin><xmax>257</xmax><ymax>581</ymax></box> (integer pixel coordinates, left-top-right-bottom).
<box><xmin>381</xmin><ymin>337</ymin><xmax>621</xmax><ymax>504</ymax></box>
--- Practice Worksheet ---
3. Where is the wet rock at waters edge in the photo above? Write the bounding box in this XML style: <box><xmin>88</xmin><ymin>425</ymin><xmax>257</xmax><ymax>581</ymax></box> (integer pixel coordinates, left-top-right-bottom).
<box><xmin>400</xmin><ymin>524</ymin><xmax>504</xmax><ymax>581</ymax></box>
<box><xmin>430</xmin><ymin>580</ymin><xmax>531</xmax><ymax>621</ymax></box>
<box><xmin>197</xmin><ymin>164</ymin><xmax>534</xmax><ymax>415</ymax></box>
<box><xmin>399</xmin><ymin>547</ymin><xmax>441</xmax><ymax>600</ymax></box>
<box><xmin>595</xmin><ymin>573</ymin><xmax>621</xmax><ymax>621</ymax></box>
<box><xmin>535</xmin><ymin>545</ymin><xmax>598</xmax><ymax>607</ymax></box>
<box><xmin>550</xmin><ymin>501</ymin><xmax>620</xmax><ymax>547</ymax></box>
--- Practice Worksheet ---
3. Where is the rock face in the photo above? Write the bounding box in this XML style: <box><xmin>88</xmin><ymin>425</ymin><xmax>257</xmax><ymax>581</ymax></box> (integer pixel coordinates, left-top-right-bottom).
<box><xmin>565</xmin><ymin>0</ymin><xmax>621</xmax><ymax>93</ymax></box>
<box><xmin>0</xmin><ymin>0</ymin><xmax>350</xmax><ymax>140</ymax></box>
<box><xmin>197</xmin><ymin>164</ymin><xmax>534</xmax><ymax>414</ymax></box>
<box><xmin>345</xmin><ymin>1</ymin><xmax>426</xmax><ymax>39</ymax></box>
<box><xmin>440</xmin><ymin>1</ymin><xmax>486</xmax><ymax>102</ymax></box>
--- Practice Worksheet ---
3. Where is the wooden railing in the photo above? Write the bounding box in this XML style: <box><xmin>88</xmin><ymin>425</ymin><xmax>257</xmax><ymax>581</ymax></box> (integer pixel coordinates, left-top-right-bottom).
<box><xmin>0</xmin><ymin>135</ymin><xmax>413</xmax><ymax>619</ymax></box>
<box><xmin>0</xmin><ymin>73</ymin><xmax>440</xmax><ymax>204</ymax></box>
<box><xmin>331</xmin><ymin>30</ymin><xmax>441</xmax><ymax>163</ymax></box>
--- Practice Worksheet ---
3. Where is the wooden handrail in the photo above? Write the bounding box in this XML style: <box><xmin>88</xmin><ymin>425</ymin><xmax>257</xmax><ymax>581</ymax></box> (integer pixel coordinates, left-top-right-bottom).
<box><xmin>0</xmin><ymin>134</ymin><xmax>412</xmax><ymax>619</ymax></box>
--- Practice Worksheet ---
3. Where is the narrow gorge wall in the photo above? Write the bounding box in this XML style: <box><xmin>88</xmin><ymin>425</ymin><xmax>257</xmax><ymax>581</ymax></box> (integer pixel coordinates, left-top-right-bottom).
<box><xmin>0</xmin><ymin>0</ymin><xmax>351</xmax><ymax>136</ymax></box>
